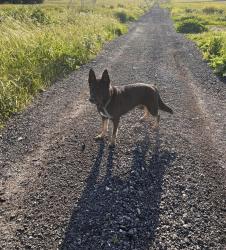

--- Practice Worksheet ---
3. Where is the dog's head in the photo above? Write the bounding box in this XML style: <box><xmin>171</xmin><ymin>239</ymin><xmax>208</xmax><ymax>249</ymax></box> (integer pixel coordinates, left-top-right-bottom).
<box><xmin>88</xmin><ymin>69</ymin><xmax>111</xmax><ymax>106</ymax></box>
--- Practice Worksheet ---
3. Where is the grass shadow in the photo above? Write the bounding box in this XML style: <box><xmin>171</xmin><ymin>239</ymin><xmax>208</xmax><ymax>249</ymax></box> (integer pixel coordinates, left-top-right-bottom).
<box><xmin>61</xmin><ymin>130</ymin><xmax>176</xmax><ymax>249</ymax></box>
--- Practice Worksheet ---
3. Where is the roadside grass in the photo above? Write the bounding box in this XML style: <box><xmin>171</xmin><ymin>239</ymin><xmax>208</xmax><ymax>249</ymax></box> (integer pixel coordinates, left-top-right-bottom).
<box><xmin>0</xmin><ymin>0</ymin><xmax>153</xmax><ymax>126</ymax></box>
<box><xmin>189</xmin><ymin>32</ymin><xmax>226</xmax><ymax>76</ymax></box>
<box><xmin>162</xmin><ymin>0</ymin><xmax>226</xmax><ymax>78</ymax></box>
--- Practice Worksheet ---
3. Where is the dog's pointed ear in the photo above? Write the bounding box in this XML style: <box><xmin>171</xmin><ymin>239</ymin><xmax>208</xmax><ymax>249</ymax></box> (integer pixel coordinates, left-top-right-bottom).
<box><xmin>101</xmin><ymin>69</ymin><xmax>110</xmax><ymax>85</ymax></box>
<box><xmin>88</xmin><ymin>69</ymin><xmax>96</xmax><ymax>84</ymax></box>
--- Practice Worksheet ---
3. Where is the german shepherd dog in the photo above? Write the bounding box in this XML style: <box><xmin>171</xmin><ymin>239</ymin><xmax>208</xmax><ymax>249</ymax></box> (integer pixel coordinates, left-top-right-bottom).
<box><xmin>88</xmin><ymin>69</ymin><xmax>173</xmax><ymax>147</ymax></box>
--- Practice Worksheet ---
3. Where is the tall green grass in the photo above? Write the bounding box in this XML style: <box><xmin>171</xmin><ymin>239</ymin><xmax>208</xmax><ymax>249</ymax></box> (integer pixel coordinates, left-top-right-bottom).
<box><xmin>0</xmin><ymin>1</ymin><xmax>153</xmax><ymax>126</ymax></box>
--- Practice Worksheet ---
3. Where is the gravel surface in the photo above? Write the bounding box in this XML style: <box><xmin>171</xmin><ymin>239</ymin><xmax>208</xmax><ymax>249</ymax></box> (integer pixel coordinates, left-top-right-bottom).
<box><xmin>0</xmin><ymin>5</ymin><xmax>226</xmax><ymax>250</ymax></box>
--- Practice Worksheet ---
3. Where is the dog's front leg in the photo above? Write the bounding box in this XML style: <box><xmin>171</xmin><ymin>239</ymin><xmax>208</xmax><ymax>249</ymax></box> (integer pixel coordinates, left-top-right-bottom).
<box><xmin>109</xmin><ymin>118</ymin><xmax>120</xmax><ymax>147</ymax></box>
<box><xmin>95</xmin><ymin>117</ymin><xmax>109</xmax><ymax>140</ymax></box>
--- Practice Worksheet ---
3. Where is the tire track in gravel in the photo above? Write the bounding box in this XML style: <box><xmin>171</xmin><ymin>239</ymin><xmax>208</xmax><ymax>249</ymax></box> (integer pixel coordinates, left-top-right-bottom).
<box><xmin>1</xmin><ymin>5</ymin><xmax>226</xmax><ymax>250</ymax></box>
<box><xmin>172</xmin><ymin>50</ymin><xmax>226</xmax><ymax>168</ymax></box>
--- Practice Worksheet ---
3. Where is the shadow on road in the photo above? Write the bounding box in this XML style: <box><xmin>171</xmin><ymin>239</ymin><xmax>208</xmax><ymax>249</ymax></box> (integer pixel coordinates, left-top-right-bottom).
<box><xmin>61</xmin><ymin>131</ymin><xmax>176</xmax><ymax>250</ymax></box>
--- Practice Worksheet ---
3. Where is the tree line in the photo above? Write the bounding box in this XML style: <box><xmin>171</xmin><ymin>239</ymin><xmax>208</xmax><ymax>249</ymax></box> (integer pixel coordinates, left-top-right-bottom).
<box><xmin>0</xmin><ymin>0</ymin><xmax>44</xmax><ymax>4</ymax></box>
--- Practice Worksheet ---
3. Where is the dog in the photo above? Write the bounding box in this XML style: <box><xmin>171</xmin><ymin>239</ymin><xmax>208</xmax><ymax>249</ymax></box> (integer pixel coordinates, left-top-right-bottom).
<box><xmin>88</xmin><ymin>69</ymin><xmax>173</xmax><ymax>146</ymax></box>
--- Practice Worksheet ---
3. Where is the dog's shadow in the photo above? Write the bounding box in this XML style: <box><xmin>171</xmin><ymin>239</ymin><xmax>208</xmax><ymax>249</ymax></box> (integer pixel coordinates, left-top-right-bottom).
<box><xmin>61</xmin><ymin>130</ymin><xmax>176</xmax><ymax>249</ymax></box>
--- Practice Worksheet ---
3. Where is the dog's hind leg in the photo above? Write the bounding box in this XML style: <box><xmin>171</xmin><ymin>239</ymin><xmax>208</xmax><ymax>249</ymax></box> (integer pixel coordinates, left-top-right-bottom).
<box><xmin>154</xmin><ymin>114</ymin><xmax>160</xmax><ymax>130</ymax></box>
<box><xmin>109</xmin><ymin>118</ymin><xmax>120</xmax><ymax>147</ymax></box>
<box><xmin>95</xmin><ymin>117</ymin><xmax>109</xmax><ymax>140</ymax></box>
<box><xmin>148</xmin><ymin>114</ymin><xmax>160</xmax><ymax>131</ymax></box>
<box><xmin>140</xmin><ymin>106</ymin><xmax>149</xmax><ymax>122</ymax></box>
<box><xmin>146</xmin><ymin>103</ymin><xmax>160</xmax><ymax>130</ymax></box>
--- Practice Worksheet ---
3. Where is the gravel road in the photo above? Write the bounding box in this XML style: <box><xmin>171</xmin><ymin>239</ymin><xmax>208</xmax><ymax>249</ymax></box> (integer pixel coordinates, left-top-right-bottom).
<box><xmin>0</xmin><ymin>5</ymin><xmax>226</xmax><ymax>250</ymax></box>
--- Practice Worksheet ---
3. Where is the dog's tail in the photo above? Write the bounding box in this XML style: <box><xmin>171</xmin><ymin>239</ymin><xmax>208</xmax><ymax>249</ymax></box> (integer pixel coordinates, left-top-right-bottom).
<box><xmin>158</xmin><ymin>95</ymin><xmax>173</xmax><ymax>114</ymax></box>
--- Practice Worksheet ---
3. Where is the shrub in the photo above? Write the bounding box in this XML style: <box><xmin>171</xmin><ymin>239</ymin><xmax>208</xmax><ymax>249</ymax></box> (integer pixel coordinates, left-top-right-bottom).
<box><xmin>176</xmin><ymin>19</ymin><xmax>208</xmax><ymax>33</ymax></box>
<box><xmin>185</xmin><ymin>8</ymin><xmax>194</xmax><ymax>14</ymax></box>
<box><xmin>118</xmin><ymin>4</ymin><xmax>124</xmax><ymax>8</ymax></box>
<box><xmin>203</xmin><ymin>7</ymin><xmax>224</xmax><ymax>15</ymax></box>
<box><xmin>190</xmin><ymin>33</ymin><xmax>226</xmax><ymax>76</ymax></box>
<box><xmin>208</xmin><ymin>36</ymin><xmax>224</xmax><ymax>57</ymax></box>
<box><xmin>114</xmin><ymin>11</ymin><xmax>135</xmax><ymax>23</ymax></box>
<box><xmin>115</xmin><ymin>11</ymin><xmax>127</xmax><ymax>23</ymax></box>
<box><xmin>31</xmin><ymin>9</ymin><xmax>50</xmax><ymax>24</ymax></box>
<box><xmin>217</xmin><ymin>15</ymin><xmax>226</xmax><ymax>21</ymax></box>
<box><xmin>211</xmin><ymin>56</ymin><xmax>226</xmax><ymax>76</ymax></box>
<box><xmin>177</xmin><ymin>15</ymin><xmax>208</xmax><ymax>25</ymax></box>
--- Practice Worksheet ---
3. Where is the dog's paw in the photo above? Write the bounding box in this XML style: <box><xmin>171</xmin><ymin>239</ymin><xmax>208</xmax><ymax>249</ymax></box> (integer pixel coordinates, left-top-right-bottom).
<box><xmin>108</xmin><ymin>142</ymin><xmax>116</xmax><ymax>148</ymax></box>
<box><xmin>152</xmin><ymin>124</ymin><xmax>159</xmax><ymax>132</ymax></box>
<box><xmin>139</xmin><ymin>117</ymin><xmax>146</xmax><ymax>122</ymax></box>
<box><xmin>94</xmin><ymin>134</ymin><xmax>105</xmax><ymax>141</ymax></box>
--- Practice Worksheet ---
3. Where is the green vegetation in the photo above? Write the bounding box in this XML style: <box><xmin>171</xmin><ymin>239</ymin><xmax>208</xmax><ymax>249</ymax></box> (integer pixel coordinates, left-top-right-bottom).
<box><xmin>0</xmin><ymin>0</ymin><xmax>153</xmax><ymax>126</ymax></box>
<box><xmin>189</xmin><ymin>32</ymin><xmax>226</xmax><ymax>76</ymax></box>
<box><xmin>162</xmin><ymin>0</ymin><xmax>226</xmax><ymax>77</ymax></box>
<box><xmin>176</xmin><ymin>18</ymin><xmax>208</xmax><ymax>33</ymax></box>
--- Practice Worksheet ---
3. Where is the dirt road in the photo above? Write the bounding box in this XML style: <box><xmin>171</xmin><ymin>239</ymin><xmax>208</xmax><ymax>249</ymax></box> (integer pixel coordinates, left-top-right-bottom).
<box><xmin>1</xmin><ymin>5</ymin><xmax>226</xmax><ymax>250</ymax></box>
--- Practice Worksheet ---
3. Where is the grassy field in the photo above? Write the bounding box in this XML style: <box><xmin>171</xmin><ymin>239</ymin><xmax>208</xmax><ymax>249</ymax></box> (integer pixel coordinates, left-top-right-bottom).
<box><xmin>162</xmin><ymin>0</ymin><xmax>226</xmax><ymax>78</ymax></box>
<box><xmin>0</xmin><ymin>0</ymin><xmax>153</xmax><ymax>126</ymax></box>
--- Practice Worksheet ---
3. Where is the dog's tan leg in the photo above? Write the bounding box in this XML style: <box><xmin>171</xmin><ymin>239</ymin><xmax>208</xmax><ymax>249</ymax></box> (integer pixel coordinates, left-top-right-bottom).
<box><xmin>140</xmin><ymin>106</ymin><xmax>149</xmax><ymax>122</ymax></box>
<box><xmin>109</xmin><ymin>118</ymin><xmax>120</xmax><ymax>147</ymax></box>
<box><xmin>153</xmin><ymin>114</ymin><xmax>160</xmax><ymax>130</ymax></box>
<box><xmin>95</xmin><ymin>117</ymin><xmax>109</xmax><ymax>140</ymax></box>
